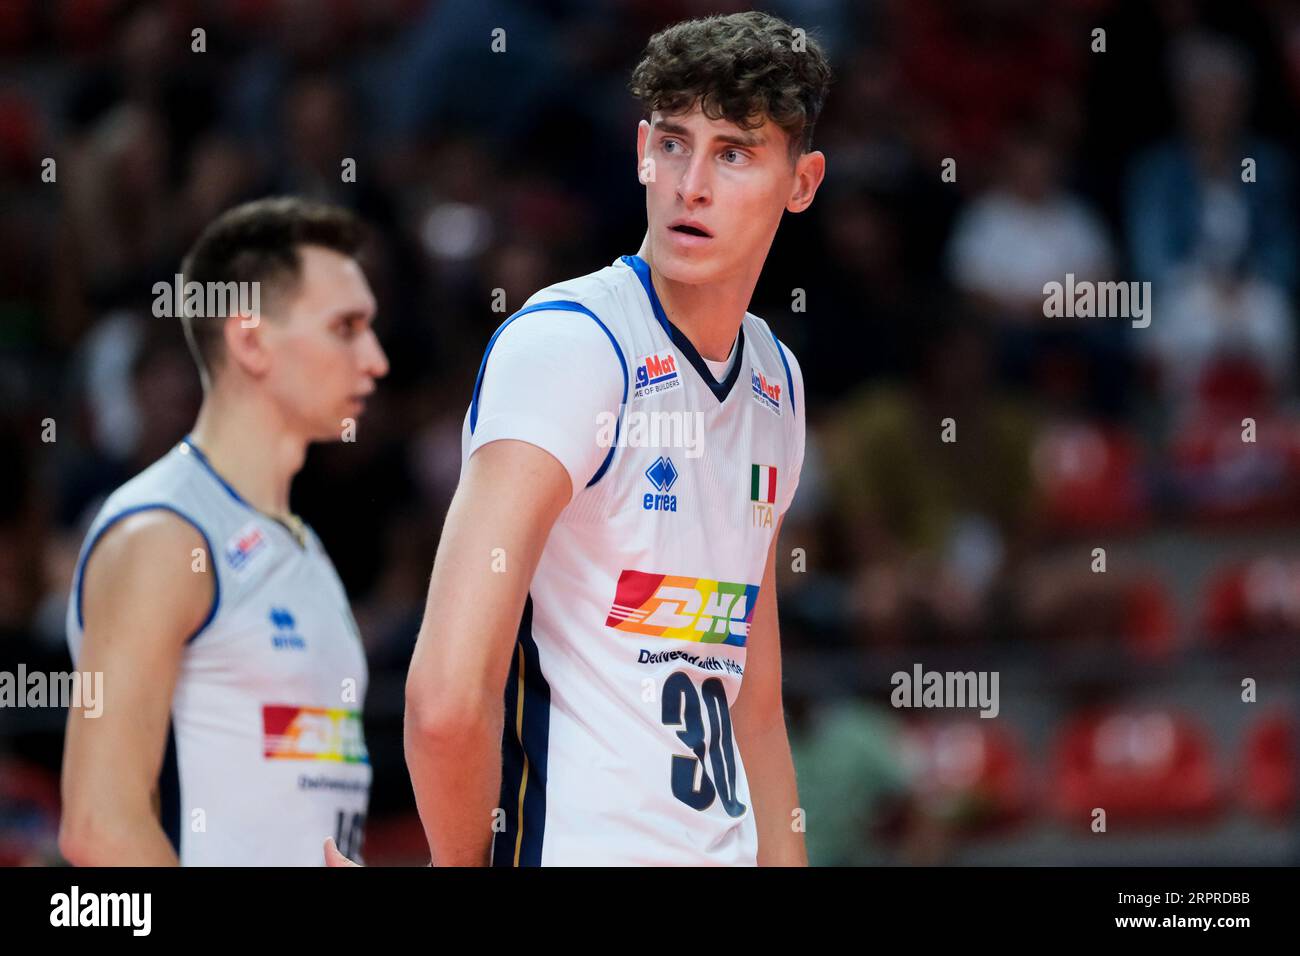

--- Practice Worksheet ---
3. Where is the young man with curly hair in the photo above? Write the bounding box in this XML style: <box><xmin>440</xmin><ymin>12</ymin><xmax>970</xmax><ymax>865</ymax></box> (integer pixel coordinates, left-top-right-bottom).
<box><xmin>332</xmin><ymin>10</ymin><xmax>830</xmax><ymax>867</ymax></box>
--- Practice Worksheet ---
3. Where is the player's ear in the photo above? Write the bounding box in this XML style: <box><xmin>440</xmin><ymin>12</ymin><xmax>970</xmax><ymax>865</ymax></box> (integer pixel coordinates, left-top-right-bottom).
<box><xmin>636</xmin><ymin>119</ymin><xmax>652</xmax><ymax>179</ymax></box>
<box><xmin>222</xmin><ymin>310</ymin><xmax>272</xmax><ymax>378</ymax></box>
<box><xmin>786</xmin><ymin>149</ymin><xmax>825</xmax><ymax>214</ymax></box>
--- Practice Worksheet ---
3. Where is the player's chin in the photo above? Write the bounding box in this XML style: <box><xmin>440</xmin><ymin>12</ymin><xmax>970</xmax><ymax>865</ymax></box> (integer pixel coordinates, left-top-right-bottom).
<box><xmin>313</xmin><ymin>403</ymin><xmax>366</xmax><ymax>441</ymax></box>
<box><xmin>658</xmin><ymin>248</ymin><xmax>722</xmax><ymax>285</ymax></box>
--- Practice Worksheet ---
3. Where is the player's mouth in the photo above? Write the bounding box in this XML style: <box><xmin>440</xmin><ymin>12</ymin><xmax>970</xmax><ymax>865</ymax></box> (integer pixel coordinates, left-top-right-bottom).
<box><xmin>667</xmin><ymin>219</ymin><xmax>714</xmax><ymax>246</ymax></box>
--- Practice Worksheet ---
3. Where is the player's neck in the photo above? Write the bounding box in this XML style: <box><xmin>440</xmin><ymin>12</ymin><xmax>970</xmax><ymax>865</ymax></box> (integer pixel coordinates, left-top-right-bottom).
<box><xmin>188</xmin><ymin>388</ymin><xmax>307</xmax><ymax>518</ymax></box>
<box><xmin>636</xmin><ymin>240</ymin><xmax>758</xmax><ymax>361</ymax></box>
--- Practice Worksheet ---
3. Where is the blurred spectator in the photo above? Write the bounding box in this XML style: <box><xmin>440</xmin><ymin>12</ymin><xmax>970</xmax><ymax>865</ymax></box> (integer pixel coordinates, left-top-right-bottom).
<box><xmin>824</xmin><ymin>316</ymin><xmax>1039</xmax><ymax>643</ymax></box>
<box><xmin>948</xmin><ymin>123</ymin><xmax>1114</xmax><ymax>323</ymax></box>
<box><xmin>791</xmin><ymin>700</ymin><xmax>911</xmax><ymax>866</ymax></box>
<box><xmin>1139</xmin><ymin>257</ymin><xmax>1294</xmax><ymax>411</ymax></box>
<box><xmin>1126</xmin><ymin>33</ymin><xmax>1297</xmax><ymax>293</ymax></box>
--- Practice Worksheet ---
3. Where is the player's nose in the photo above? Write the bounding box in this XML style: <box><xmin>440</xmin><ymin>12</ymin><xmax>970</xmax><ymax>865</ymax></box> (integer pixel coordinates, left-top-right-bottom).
<box><xmin>676</xmin><ymin>153</ymin><xmax>712</xmax><ymax>207</ymax></box>
<box><xmin>361</xmin><ymin>328</ymin><xmax>390</xmax><ymax>379</ymax></box>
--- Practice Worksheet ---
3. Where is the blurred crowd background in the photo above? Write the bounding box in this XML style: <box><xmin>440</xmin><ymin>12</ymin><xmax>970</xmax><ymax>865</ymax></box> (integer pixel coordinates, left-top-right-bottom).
<box><xmin>2</xmin><ymin>0</ymin><xmax>1299</xmax><ymax>865</ymax></box>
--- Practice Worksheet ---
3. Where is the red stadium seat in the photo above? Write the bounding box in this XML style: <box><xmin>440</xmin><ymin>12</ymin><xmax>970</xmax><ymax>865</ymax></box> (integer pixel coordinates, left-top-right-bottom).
<box><xmin>1052</xmin><ymin>709</ymin><xmax>1220</xmax><ymax>825</ymax></box>
<box><xmin>900</xmin><ymin>719</ymin><xmax>1028</xmax><ymax>832</ymax></box>
<box><xmin>1241</xmin><ymin>712</ymin><xmax>1296</xmax><ymax>820</ymax></box>
<box><xmin>1032</xmin><ymin>422</ymin><xmax>1150</xmax><ymax>535</ymax></box>
<box><xmin>1202</xmin><ymin>556</ymin><xmax>1300</xmax><ymax>643</ymax></box>
<box><xmin>0</xmin><ymin>759</ymin><xmax>60</xmax><ymax>867</ymax></box>
<box><xmin>1194</xmin><ymin>355</ymin><xmax>1275</xmax><ymax>416</ymax></box>
<box><xmin>1123</xmin><ymin>574</ymin><xmax>1177</xmax><ymax>659</ymax></box>
<box><xmin>1168</xmin><ymin>412</ymin><xmax>1300</xmax><ymax>525</ymax></box>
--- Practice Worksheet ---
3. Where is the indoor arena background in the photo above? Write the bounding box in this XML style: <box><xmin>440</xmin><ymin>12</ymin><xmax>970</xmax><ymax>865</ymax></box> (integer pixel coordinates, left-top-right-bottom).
<box><xmin>1</xmin><ymin>0</ymin><xmax>1298</xmax><ymax>865</ymax></box>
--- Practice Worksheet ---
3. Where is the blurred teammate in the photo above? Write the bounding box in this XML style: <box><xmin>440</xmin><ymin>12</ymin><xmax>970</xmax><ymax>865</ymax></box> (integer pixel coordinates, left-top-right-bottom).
<box><xmin>61</xmin><ymin>198</ymin><xmax>389</xmax><ymax>865</ymax></box>
<box><xmin>327</xmin><ymin>11</ymin><xmax>829</xmax><ymax>867</ymax></box>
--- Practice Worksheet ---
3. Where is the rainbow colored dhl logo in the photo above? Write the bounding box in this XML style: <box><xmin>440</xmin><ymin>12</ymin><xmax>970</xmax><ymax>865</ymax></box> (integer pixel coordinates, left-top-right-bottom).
<box><xmin>605</xmin><ymin>570</ymin><xmax>759</xmax><ymax>647</ymax></box>
<box><xmin>262</xmin><ymin>705</ymin><xmax>369</xmax><ymax>763</ymax></box>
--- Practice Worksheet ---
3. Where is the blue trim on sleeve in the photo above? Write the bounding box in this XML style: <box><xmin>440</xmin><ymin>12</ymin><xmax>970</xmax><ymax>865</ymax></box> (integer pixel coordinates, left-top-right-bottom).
<box><xmin>75</xmin><ymin>503</ymin><xmax>220</xmax><ymax>645</ymax></box>
<box><xmin>768</xmin><ymin>328</ymin><xmax>797</xmax><ymax>416</ymax></box>
<box><xmin>468</xmin><ymin>300</ymin><xmax>629</xmax><ymax>489</ymax></box>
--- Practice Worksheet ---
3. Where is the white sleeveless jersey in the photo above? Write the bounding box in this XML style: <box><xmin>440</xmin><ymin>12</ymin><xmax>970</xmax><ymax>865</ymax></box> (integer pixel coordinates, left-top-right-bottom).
<box><xmin>66</xmin><ymin>438</ymin><xmax>371</xmax><ymax>866</ymax></box>
<box><xmin>464</xmin><ymin>254</ymin><xmax>805</xmax><ymax>865</ymax></box>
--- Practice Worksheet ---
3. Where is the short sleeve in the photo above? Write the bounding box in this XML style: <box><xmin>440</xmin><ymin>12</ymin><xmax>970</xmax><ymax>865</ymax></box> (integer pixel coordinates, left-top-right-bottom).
<box><xmin>777</xmin><ymin>341</ymin><xmax>805</xmax><ymax>517</ymax></box>
<box><xmin>467</xmin><ymin>309</ymin><xmax>626</xmax><ymax>501</ymax></box>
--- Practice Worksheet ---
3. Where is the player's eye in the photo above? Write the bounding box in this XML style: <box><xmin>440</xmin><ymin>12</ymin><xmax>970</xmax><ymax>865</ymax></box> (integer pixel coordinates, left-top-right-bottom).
<box><xmin>661</xmin><ymin>138</ymin><xmax>683</xmax><ymax>154</ymax></box>
<box><xmin>721</xmin><ymin>148</ymin><xmax>747</xmax><ymax>164</ymax></box>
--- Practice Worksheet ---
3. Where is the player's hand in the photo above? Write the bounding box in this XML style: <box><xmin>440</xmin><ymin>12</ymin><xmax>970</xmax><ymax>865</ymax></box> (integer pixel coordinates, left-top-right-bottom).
<box><xmin>324</xmin><ymin>836</ymin><xmax>361</xmax><ymax>867</ymax></box>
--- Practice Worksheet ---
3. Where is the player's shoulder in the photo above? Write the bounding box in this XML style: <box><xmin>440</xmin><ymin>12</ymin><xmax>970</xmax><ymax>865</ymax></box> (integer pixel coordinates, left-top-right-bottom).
<box><xmin>85</xmin><ymin>507</ymin><xmax>208</xmax><ymax>572</ymax></box>
<box><xmin>742</xmin><ymin>310</ymin><xmax>803</xmax><ymax>403</ymax></box>
<box><xmin>489</xmin><ymin>259</ymin><xmax>641</xmax><ymax>361</ymax></box>
<box><xmin>76</xmin><ymin>502</ymin><xmax>214</xmax><ymax>650</ymax></box>
<box><xmin>89</xmin><ymin>445</ymin><xmax>192</xmax><ymax>520</ymax></box>
<box><xmin>523</xmin><ymin>257</ymin><xmax>637</xmax><ymax>310</ymax></box>
<box><xmin>741</xmin><ymin>309</ymin><xmax>793</xmax><ymax>357</ymax></box>
<box><xmin>81</xmin><ymin>442</ymin><xmax>225</xmax><ymax>561</ymax></box>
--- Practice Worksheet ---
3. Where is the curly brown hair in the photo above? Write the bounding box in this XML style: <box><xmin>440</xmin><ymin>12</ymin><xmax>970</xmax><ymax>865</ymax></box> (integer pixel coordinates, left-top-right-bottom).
<box><xmin>629</xmin><ymin>11</ymin><xmax>832</xmax><ymax>161</ymax></box>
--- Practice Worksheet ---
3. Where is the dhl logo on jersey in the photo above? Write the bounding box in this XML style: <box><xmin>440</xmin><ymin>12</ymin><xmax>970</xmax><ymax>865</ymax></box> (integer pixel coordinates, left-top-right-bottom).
<box><xmin>262</xmin><ymin>705</ymin><xmax>369</xmax><ymax>763</ymax></box>
<box><xmin>605</xmin><ymin>570</ymin><xmax>759</xmax><ymax>647</ymax></box>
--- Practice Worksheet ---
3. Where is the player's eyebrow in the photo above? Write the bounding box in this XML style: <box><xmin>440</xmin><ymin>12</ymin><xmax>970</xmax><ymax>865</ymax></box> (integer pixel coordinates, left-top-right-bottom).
<box><xmin>654</xmin><ymin>119</ymin><xmax>765</xmax><ymax>149</ymax></box>
<box><xmin>333</xmin><ymin>306</ymin><xmax>375</xmax><ymax>324</ymax></box>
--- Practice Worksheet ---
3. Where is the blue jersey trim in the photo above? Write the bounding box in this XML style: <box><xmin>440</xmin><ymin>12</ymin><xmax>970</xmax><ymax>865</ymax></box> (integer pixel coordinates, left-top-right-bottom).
<box><xmin>767</xmin><ymin>328</ymin><xmax>797</xmax><ymax>416</ymax></box>
<box><xmin>619</xmin><ymin>254</ymin><xmax>746</xmax><ymax>403</ymax></box>
<box><xmin>159</xmin><ymin>721</ymin><xmax>182</xmax><ymax>856</ymax></box>
<box><xmin>179</xmin><ymin>435</ymin><xmax>248</xmax><ymax>506</ymax></box>
<box><xmin>468</xmin><ymin>300</ymin><xmax>629</xmax><ymax>489</ymax></box>
<box><xmin>492</xmin><ymin>595</ymin><xmax>550</xmax><ymax>867</ymax></box>
<box><xmin>179</xmin><ymin>437</ymin><xmax>312</xmax><ymax>550</ymax></box>
<box><xmin>75</xmin><ymin>503</ymin><xmax>220</xmax><ymax>645</ymax></box>
<box><xmin>618</xmin><ymin>254</ymin><xmax>673</xmax><ymax>338</ymax></box>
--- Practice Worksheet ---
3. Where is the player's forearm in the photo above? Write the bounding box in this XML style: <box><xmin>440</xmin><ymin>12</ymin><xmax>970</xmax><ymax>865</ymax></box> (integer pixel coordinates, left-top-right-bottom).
<box><xmin>404</xmin><ymin>695</ymin><xmax>502</xmax><ymax>866</ymax></box>
<box><xmin>59</xmin><ymin>806</ymin><xmax>181</xmax><ymax>866</ymax></box>
<box><xmin>739</xmin><ymin>719</ymin><xmax>808</xmax><ymax>866</ymax></box>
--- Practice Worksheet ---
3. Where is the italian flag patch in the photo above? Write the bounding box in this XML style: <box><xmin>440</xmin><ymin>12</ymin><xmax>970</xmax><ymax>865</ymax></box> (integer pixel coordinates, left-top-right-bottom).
<box><xmin>751</xmin><ymin>464</ymin><xmax>778</xmax><ymax>504</ymax></box>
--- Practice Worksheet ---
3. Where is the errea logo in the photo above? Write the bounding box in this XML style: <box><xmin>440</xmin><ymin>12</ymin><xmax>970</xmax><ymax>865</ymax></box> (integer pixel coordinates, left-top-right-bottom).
<box><xmin>270</xmin><ymin>607</ymin><xmax>306</xmax><ymax>651</ymax></box>
<box><xmin>643</xmin><ymin>456</ymin><xmax>679</xmax><ymax>512</ymax></box>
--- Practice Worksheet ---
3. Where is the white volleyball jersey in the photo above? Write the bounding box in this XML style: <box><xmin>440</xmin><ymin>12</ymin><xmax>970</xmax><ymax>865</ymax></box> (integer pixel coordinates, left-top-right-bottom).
<box><xmin>66</xmin><ymin>438</ymin><xmax>371</xmax><ymax>866</ymax></box>
<box><xmin>464</xmin><ymin>254</ymin><xmax>805</xmax><ymax>866</ymax></box>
